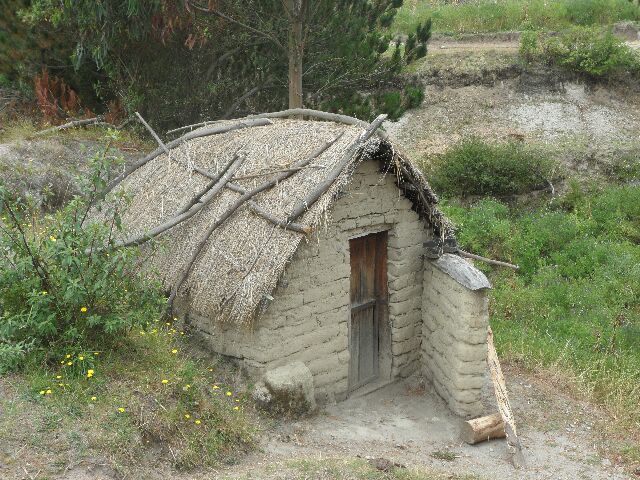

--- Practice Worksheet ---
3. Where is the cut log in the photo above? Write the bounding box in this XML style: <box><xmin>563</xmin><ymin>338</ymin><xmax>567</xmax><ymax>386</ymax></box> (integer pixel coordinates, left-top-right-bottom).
<box><xmin>461</xmin><ymin>413</ymin><xmax>506</xmax><ymax>445</ymax></box>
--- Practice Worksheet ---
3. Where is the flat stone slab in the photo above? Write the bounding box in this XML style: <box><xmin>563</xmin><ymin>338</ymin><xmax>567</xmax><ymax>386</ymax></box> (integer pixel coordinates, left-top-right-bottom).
<box><xmin>430</xmin><ymin>253</ymin><xmax>491</xmax><ymax>291</ymax></box>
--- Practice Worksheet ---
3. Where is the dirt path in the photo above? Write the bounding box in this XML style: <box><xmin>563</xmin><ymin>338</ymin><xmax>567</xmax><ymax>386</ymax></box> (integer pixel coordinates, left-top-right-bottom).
<box><xmin>207</xmin><ymin>365</ymin><xmax>631</xmax><ymax>480</ymax></box>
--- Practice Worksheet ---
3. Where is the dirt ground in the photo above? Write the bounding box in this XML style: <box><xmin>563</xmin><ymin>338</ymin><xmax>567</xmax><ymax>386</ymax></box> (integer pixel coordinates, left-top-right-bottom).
<box><xmin>207</xmin><ymin>363</ymin><xmax>630</xmax><ymax>480</ymax></box>
<box><xmin>386</xmin><ymin>37</ymin><xmax>640</xmax><ymax>182</ymax></box>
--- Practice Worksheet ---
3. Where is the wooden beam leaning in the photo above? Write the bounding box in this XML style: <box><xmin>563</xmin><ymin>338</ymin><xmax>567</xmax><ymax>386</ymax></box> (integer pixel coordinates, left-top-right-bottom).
<box><xmin>103</xmin><ymin>118</ymin><xmax>273</xmax><ymax>196</ymax></box>
<box><xmin>286</xmin><ymin>114</ymin><xmax>387</xmax><ymax>222</ymax></box>
<box><xmin>166</xmin><ymin>133</ymin><xmax>342</xmax><ymax>314</ymax></box>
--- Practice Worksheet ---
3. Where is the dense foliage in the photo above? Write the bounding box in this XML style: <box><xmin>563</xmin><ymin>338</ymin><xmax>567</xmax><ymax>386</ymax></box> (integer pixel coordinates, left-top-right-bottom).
<box><xmin>443</xmin><ymin>184</ymin><xmax>640</xmax><ymax>420</ymax></box>
<box><xmin>426</xmin><ymin>137</ymin><xmax>558</xmax><ymax>197</ymax></box>
<box><xmin>0</xmin><ymin>132</ymin><xmax>164</xmax><ymax>372</ymax></box>
<box><xmin>20</xmin><ymin>0</ymin><xmax>429</xmax><ymax>128</ymax></box>
<box><xmin>520</xmin><ymin>26</ymin><xmax>640</xmax><ymax>78</ymax></box>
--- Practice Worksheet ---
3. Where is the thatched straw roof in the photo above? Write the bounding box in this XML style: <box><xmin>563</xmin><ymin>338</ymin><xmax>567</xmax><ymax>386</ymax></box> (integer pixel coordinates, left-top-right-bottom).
<box><xmin>113</xmin><ymin>118</ymin><xmax>452</xmax><ymax>325</ymax></box>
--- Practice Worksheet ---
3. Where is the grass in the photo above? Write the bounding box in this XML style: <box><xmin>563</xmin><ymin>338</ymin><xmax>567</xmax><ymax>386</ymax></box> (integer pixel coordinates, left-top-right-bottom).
<box><xmin>393</xmin><ymin>0</ymin><xmax>640</xmax><ymax>36</ymax></box>
<box><xmin>441</xmin><ymin>183</ymin><xmax>640</xmax><ymax>433</ymax></box>
<box><xmin>0</xmin><ymin>321</ymin><xmax>257</xmax><ymax>477</ymax></box>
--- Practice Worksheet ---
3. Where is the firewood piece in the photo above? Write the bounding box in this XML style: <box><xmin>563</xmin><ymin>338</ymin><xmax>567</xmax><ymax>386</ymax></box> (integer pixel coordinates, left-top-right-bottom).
<box><xmin>166</xmin><ymin>133</ymin><xmax>342</xmax><ymax>315</ymax></box>
<box><xmin>461</xmin><ymin>413</ymin><xmax>506</xmax><ymax>445</ymax></box>
<box><xmin>287</xmin><ymin>114</ymin><xmax>387</xmax><ymax>221</ymax></box>
<box><xmin>103</xmin><ymin>118</ymin><xmax>273</xmax><ymax>196</ymax></box>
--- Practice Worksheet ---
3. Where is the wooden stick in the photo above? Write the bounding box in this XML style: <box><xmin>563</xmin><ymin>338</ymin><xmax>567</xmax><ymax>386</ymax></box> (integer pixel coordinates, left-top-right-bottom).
<box><xmin>103</xmin><ymin>118</ymin><xmax>272</xmax><ymax>196</ymax></box>
<box><xmin>135</xmin><ymin>111</ymin><xmax>169</xmax><ymax>153</ymax></box>
<box><xmin>175</xmin><ymin>155</ymin><xmax>239</xmax><ymax>216</ymax></box>
<box><xmin>190</xmin><ymin>170</ymin><xmax>311</xmax><ymax>233</ymax></box>
<box><xmin>287</xmin><ymin>114</ymin><xmax>387</xmax><ymax>222</ymax></box>
<box><xmin>116</xmin><ymin>152</ymin><xmax>247</xmax><ymax>248</ymax></box>
<box><xmin>458</xmin><ymin>250</ymin><xmax>519</xmax><ymax>270</ymax></box>
<box><xmin>166</xmin><ymin>134</ymin><xmax>341</xmax><ymax>314</ymax></box>
<box><xmin>166</xmin><ymin>120</ymin><xmax>222</xmax><ymax>135</ymax></box>
<box><xmin>461</xmin><ymin>413</ymin><xmax>506</xmax><ymax>445</ymax></box>
<box><xmin>487</xmin><ymin>327</ymin><xmax>526</xmax><ymax>468</ymax></box>
<box><xmin>231</xmin><ymin>164</ymin><xmax>325</xmax><ymax>181</ymax></box>
<box><xmin>33</xmin><ymin>117</ymin><xmax>104</xmax><ymax>136</ymax></box>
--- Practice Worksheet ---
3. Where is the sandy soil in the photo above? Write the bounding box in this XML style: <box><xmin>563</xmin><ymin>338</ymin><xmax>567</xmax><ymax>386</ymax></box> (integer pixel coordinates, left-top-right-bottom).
<box><xmin>386</xmin><ymin>38</ymin><xmax>640</xmax><ymax>182</ymax></box>
<box><xmin>210</xmin><ymin>364</ymin><xmax>631</xmax><ymax>480</ymax></box>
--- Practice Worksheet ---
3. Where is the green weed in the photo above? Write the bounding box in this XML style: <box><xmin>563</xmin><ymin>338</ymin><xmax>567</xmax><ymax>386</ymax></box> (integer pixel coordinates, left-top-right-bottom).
<box><xmin>426</xmin><ymin>137</ymin><xmax>558</xmax><ymax>197</ymax></box>
<box><xmin>442</xmin><ymin>185</ymin><xmax>640</xmax><ymax>427</ymax></box>
<box><xmin>521</xmin><ymin>26</ymin><xmax>640</xmax><ymax>78</ymax></box>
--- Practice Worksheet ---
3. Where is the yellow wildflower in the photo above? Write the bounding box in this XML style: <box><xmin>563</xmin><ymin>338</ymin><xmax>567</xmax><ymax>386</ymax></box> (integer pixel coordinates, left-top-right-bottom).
<box><xmin>49</xmin><ymin>235</ymin><xmax>56</xmax><ymax>242</ymax></box>
<box><xmin>41</xmin><ymin>291</ymin><xmax>47</xmax><ymax>295</ymax></box>
<box><xmin>194</xmin><ymin>419</ymin><xmax>201</xmax><ymax>425</ymax></box>
<box><xmin>118</xmin><ymin>407</ymin><xmax>125</xmax><ymax>413</ymax></box>
<box><xmin>226</xmin><ymin>391</ymin><xmax>232</xmax><ymax>396</ymax></box>
<box><xmin>56</xmin><ymin>375</ymin><xmax>62</xmax><ymax>379</ymax></box>
<box><xmin>65</xmin><ymin>354</ymin><xmax>71</xmax><ymax>359</ymax></box>
<box><xmin>87</xmin><ymin>369</ymin><xmax>94</xmax><ymax>378</ymax></box>
<box><xmin>67</xmin><ymin>361</ymin><xmax>73</xmax><ymax>366</ymax></box>
<box><xmin>140</xmin><ymin>331</ymin><xmax>146</xmax><ymax>336</ymax></box>
<box><xmin>233</xmin><ymin>406</ymin><xmax>240</xmax><ymax>411</ymax></box>
<box><xmin>78</xmin><ymin>356</ymin><xmax>84</xmax><ymax>361</ymax></box>
<box><xmin>39</xmin><ymin>390</ymin><xmax>45</xmax><ymax>395</ymax></box>
<box><xmin>184</xmin><ymin>414</ymin><xmax>191</xmax><ymax>419</ymax></box>
<box><xmin>93</xmin><ymin>352</ymin><xmax>99</xmax><ymax>356</ymax></box>
<box><xmin>212</xmin><ymin>385</ymin><xmax>219</xmax><ymax>390</ymax></box>
<box><xmin>80</xmin><ymin>306</ymin><xmax>87</xmax><ymax>313</ymax></box>
<box><xmin>45</xmin><ymin>389</ymin><xmax>52</xmax><ymax>395</ymax></box>
<box><xmin>171</xmin><ymin>349</ymin><xmax>178</xmax><ymax>354</ymax></box>
<box><xmin>58</xmin><ymin>383</ymin><xmax>64</xmax><ymax>387</ymax></box>
<box><xmin>91</xmin><ymin>396</ymin><xmax>97</xmax><ymax>401</ymax></box>
<box><xmin>161</xmin><ymin>379</ymin><xmax>168</xmax><ymax>384</ymax></box>
<box><xmin>180</xmin><ymin>332</ymin><xmax>185</xmax><ymax>335</ymax></box>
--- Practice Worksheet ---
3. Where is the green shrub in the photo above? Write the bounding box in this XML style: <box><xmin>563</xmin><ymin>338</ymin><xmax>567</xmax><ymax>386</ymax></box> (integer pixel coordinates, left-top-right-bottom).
<box><xmin>0</xmin><ymin>131</ymin><xmax>165</xmax><ymax>372</ymax></box>
<box><xmin>427</xmin><ymin>138</ymin><xmax>558</xmax><ymax>197</ymax></box>
<box><xmin>521</xmin><ymin>26</ymin><xmax>640</xmax><ymax>78</ymax></box>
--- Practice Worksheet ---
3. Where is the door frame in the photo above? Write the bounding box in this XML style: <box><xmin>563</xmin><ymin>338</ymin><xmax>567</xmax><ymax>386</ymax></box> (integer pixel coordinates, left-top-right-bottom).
<box><xmin>347</xmin><ymin>229</ymin><xmax>391</xmax><ymax>393</ymax></box>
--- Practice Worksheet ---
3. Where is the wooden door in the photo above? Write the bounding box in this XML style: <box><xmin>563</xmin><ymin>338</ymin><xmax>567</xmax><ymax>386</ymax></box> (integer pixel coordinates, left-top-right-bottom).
<box><xmin>349</xmin><ymin>231</ymin><xmax>388</xmax><ymax>391</ymax></box>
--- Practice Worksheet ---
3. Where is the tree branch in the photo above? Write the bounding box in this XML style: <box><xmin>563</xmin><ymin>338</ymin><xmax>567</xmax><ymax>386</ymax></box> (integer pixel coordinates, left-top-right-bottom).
<box><xmin>189</xmin><ymin>2</ymin><xmax>286</xmax><ymax>52</ymax></box>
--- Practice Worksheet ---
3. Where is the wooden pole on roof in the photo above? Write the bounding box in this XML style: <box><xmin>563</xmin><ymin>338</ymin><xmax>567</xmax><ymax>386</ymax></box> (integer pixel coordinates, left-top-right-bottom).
<box><xmin>287</xmin><ymin>114</ymin><xmax>387</xmax><ymax>222</ymax></box>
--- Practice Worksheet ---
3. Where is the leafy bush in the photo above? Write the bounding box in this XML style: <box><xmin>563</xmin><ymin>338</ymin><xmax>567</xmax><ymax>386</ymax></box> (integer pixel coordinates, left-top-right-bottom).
<box><xmin>0</xmin><ymin>131</ymin><xmax>164</xmax><ymax>372</ymax></box>
<box><xmin>442</xmin><ymin>185</ymin><xmax>640</xmax><ymax>423</ymax></box>
<box><xmin>520</xmin><ymin>26</ymin><xmax>640</xmax><ymax>78</ymax></box>
<box><xmin>427</xmin><ymin>137</ymin><xmax>558</xmax><ymax>197</ymax></box>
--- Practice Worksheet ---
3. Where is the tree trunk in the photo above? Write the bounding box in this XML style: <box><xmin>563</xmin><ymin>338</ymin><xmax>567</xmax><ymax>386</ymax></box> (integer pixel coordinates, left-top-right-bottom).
<box><xmin>287</xmin><ymin>0</ymin><xmax>304</xmax><ymax>109</ymax></box>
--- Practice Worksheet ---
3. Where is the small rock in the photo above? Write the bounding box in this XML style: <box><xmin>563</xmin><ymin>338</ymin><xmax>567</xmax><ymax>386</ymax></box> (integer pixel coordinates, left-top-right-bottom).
<box><xmin>258</xmin><ymin>362</ymin><xmax>316</xmax><ymax>416</ymax></box>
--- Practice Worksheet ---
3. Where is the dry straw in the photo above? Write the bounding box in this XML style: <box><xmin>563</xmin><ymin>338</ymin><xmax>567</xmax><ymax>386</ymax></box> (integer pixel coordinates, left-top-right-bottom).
<box><xmin>108</xmin><ymin>118</ymin><xmax>452</xmax><ymax>325</ymax></box>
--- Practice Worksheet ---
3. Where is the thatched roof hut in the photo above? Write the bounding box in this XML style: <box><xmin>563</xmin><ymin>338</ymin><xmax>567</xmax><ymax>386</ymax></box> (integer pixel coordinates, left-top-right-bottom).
<box><xmin>115</xmin><ymin>117</ymin><xmax>451</xmax><ymax>324</ymax></box>
<box><xmin>114</xmin><ymin>112</ymin><xmax>489</xmax><ymax>417</ymax></box>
